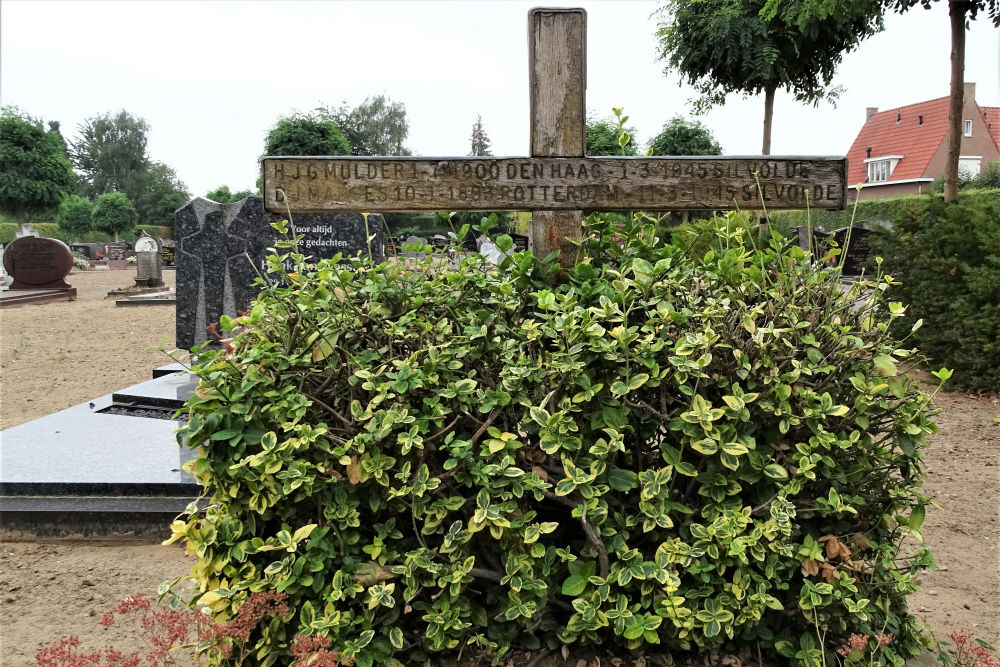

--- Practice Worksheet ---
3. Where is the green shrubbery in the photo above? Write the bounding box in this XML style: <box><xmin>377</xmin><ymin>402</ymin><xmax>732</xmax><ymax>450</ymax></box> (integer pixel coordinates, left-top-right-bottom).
<box><xmin>0</xmin><ymin>222</ymin><xmax>170</xmax><ymax>244</ymax></box>
<box><xmin>171</xmin><ymin>213</ymin><xmax>937</xmax><ymax>666</ymax></box>
<box><xmin>869</xmin><ymin>191</ymin><xmax>1000</xmax><ymax>393</ymax></box>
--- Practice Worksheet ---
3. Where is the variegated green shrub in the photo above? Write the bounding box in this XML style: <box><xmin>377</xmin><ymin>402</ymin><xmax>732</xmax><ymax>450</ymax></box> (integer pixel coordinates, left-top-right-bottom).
<box><xmin>170</xmin><ymin>212</ymin><xmax>938</xmax><ymax>667</ymax></box>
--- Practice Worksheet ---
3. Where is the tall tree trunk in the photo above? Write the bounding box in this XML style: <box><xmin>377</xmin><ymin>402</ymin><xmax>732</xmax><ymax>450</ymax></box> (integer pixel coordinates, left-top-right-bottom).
<box><xmin>762</xmin><ymin>84</ymin><xmax>776</xmax><ymax>155</ymax></box>
<box><xmin>15</xmin><ymin>209</ymin><xmax>27</xmax><ymax>237</ymax></box>
<box><xmin>944</xmin><ymin>0</ymin><xmax>968</xmax><ymax>203</ymax></box>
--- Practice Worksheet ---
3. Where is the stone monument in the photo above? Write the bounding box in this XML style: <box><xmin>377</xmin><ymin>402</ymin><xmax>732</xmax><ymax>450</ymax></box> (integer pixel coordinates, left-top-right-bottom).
<box><xmin>174</xmin><ymin>195</ymin><xmax>384</xmax><ymax>349</ymax></box>
<box><xmin>134</xmin><ymin>234</ymin><xmax>164</xmax><ymax>288</ymax></box>
<box><xmin>2</xmin><ymin>236</ymin><xmax>75</xmax><ymax>291</ymax></box>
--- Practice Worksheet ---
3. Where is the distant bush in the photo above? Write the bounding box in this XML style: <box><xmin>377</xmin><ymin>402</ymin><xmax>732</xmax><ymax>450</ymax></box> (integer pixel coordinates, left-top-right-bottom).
<box><xmin>870</xmin><ymin>191</ymin><xmax>1000</xmax><ymax>392</ymax></box>
<box><xmin>0</xmin><ymin>222</ymin><xmax>171</xmax><ymax>245</ymax></box>
<box><xmin>170</xmin><ymin>212</ymin><xmax>936</xmax><ymax>667</ymax></box>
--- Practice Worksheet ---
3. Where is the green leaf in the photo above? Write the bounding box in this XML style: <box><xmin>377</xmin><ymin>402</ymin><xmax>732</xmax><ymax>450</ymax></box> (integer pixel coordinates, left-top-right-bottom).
<box><xmin>495</xmin><ymin>234</ymin><xmax>514</xmax><ymax>253</ymax></box>
<box><xmin>764</xmin><ymin>464</ymin><xmax>788</xmax><ymax>480</ymax></box>
<box><xmin>300</xmin><ymin>600</ymin><xmax>315</xmax><ymax>627</ymax></box>
<box><xmin>909</xmin><ymin>503</ymin><xmax>926</xmax><ymax>531</ymax></box>
<box><xmin>873</xmin><ymin>354</ymin><xmax>898</xmax><ymax>377</ymax></box>
<box><xmin>607</xmin><ymin>467</ymin><xmax>638</xmax><ymax>492</ymax></box>
<box><xmin>691</xmin><ymin>439</ymin><xmax>718</xmax><ymax>455</ymax></box>
<box><xmin>210</xmin><ymin>429</ymin><xmax>242</xmax><ymax>441</ymax></box>
<box><xmin>561</xmin><ymin>574</ymin><xmax>587</xmax><ymax>596</ymax></box>
<box><xmin>389</xmin><ymin>627</ymin><xmax>404</xmax><ymax>649</ymax></box>
<box><xmin>721</xmin><ymin>441</ymin><xmax>748</xmax><ymax>456</ymax></box>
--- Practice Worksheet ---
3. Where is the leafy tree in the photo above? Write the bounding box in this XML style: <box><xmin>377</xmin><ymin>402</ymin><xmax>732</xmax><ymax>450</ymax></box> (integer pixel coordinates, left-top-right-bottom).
<box><xmin>469</xmin><ymin>115</ymin><xmax>492</xmax><ymax>156</ymax></box>
<box><xmin>323</xmin><ymin>95</ymin><xmax>411</xmax><ymax>156</ymax></box>
<box><xmin>0</xmin><ymin>107</ymin><xmax>75</xmax><ymax>233</ymax></box>
<box><xmin>263</xmin><ymin>112</ymin><xmax>351</xmax><ymax>157</ymax></box>
<box><xmin>91</xmin><ymin>191</ymin><xmax>137</xmax><ymax>241</ymax></box>
<box><xmin>647</xmin><ymin>116</ymin><xmax>723</xmax><ymax>156</ymax></box>
<box><xmin>206</xmin><ymin>185</ymin><xmax>254</xmax><ymax>203</ymax></box>
<box><xmin>586</xmin><ymin>116</ymin><xmax>639</xmax><ymax>156</ymax></box>
<box><xmin>71</xmin><ymin>110</ymin><xmax>150</xmax><ymax>200</ymax></box>
<box><xmin>133</xmin><ymin>162</ymin><xmax>189</xmax><ymax>227</ymax></box>
<box><xmin>656</xmin><ymin>0</ymin><xmax>884</xmax><ymax>153</ymax></box>
<box><xmin>57</xmin><ymin>194</ymin><xmax>94</xmax><ymax>238</ymax></box>
<box><xmin>884</xmin><ymin>0</ymin><xmax>998</xmax><ymax>201</ymax></box>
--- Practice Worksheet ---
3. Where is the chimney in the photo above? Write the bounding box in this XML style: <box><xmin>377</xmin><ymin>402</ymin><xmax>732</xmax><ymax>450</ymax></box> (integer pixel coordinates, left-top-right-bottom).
<box><xmin>896</xmin><ymin>110</ymin><xmax>901</xmax><ymax>124</ymax></box>
<box><xmin>964</xmin><ymin>81</ymin><xmax>976</xmax><ymax>104</ymax></box>
<box><xmin>866</xmin><ymin>107</ymin><xmax>878</xmax><ymax>122</ymax></box>
<box><xmin>866</xmin><ymin>147</ymin><xmax>872</xmax><ymax>159</ymax></box>
<box><xmin>919</xmin><ymin>115</ymin><xmax>923</xmax><ymax>126</ymax></box>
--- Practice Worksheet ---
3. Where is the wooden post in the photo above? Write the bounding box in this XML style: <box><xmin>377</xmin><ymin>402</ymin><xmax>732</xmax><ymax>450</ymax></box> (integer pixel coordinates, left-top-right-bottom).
<box><xmin>528</xmin><ymin>8</ymin><xmax>586</xmax><ymax>266</ymax></box>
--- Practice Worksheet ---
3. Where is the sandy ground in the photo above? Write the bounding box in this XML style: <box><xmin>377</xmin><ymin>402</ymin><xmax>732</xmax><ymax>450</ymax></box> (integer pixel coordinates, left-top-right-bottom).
<box><xmin>0</xmin><ymin>269</ymin><xmax>997</xmax><ymax>665</ymax></box>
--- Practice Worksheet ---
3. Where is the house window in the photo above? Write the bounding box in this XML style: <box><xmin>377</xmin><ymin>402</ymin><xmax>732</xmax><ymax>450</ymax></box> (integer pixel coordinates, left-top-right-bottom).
<box><xmin>959</xmin><ymin>156</ymin><xmax>982</xmax><ymax>178</ymax></box>
<box><xmin>868</xmin><ymin>159</ymin><xmax>891</xmax><ymax>183</ymax></box>
<box><xmin>964</xmin><ymin>120</ymin><xmax>972</xmax><ymax>136</ymax></box>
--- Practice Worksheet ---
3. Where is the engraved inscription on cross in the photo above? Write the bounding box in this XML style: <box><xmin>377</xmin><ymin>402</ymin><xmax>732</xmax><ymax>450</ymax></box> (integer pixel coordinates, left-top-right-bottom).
<box><xmin>263</xmin><ymin>8</ymin><xmax>847</xmax><ymax>268</ymax></box>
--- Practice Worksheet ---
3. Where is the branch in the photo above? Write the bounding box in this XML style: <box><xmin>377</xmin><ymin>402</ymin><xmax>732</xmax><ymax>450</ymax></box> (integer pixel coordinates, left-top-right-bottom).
<box><xmin>471</xmin><ymin>409</ymin><xmax>500</xmax><ymax>444</ymax></box>
<box><xmin>580</xmin><ymin>507</ymin><xmax>609</xmax><ymax>579</ymax></box>
<box><xmin>305</xmin><ymin>392</ymin><xmax>354</xmax><ymax>431</ymax></box>
<box><xmin>424</xmin><ymin>414</ymin><xmax>461</xmax><ymax>445</ymax></box>
<box><xmin>625</xmin><ymin>399</ymin><xmax>670</xmax><ymax>421</ymax></box>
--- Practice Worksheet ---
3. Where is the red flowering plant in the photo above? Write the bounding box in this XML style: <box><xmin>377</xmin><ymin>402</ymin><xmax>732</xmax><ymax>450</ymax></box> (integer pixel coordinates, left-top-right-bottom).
<box><xmin>35</xmin><ymin>592</ymin><xmax>351</xmax><ymax>667</ymax></box>
<box><xmin>936</xmin><ymin>631</ymin><xmax>1000</xmax><ymax>667</ymax></box>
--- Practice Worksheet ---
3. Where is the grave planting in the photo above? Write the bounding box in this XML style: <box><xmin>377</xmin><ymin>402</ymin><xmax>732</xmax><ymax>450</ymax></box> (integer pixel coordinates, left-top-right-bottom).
<box><xmin>170</xmin><ymin>211</ymin><xmax>938</xmax><ymax>666</ymax></box>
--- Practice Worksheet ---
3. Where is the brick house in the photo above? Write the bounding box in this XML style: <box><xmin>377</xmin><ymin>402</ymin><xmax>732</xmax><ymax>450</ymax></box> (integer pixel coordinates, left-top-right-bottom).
<box><xmin>845</xmin><ymin>82</ymin><xmax>1000</xmax><ymax>201</ymax></box>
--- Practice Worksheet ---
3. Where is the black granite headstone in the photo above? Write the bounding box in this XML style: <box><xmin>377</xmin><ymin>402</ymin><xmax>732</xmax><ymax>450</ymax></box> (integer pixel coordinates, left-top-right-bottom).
<box><xmin>825</xmin><ymin>227</ymin><xmax>872</xmax><ymax>276</ymax></box>
<box><xmin>510</xmin><ymin>233</ymin><xmax>529</xmax><ymax>252</ymax></box>
<box><xmin>175</xmin><ymin>196</ymin><xmax>384</xmax><ymax>350</ymax></box>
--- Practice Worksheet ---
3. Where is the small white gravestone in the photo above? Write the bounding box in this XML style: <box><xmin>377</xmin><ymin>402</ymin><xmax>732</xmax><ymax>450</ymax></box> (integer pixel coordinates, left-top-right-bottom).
<box><xmin>478</xmin><ymin>240</ymin><xmax>508</xmax><ymax>266</ymax></box>
<box><xmin>134</xmin><ymin>236</ymin><xmax>164</xmax><ymax>287</ymax></box>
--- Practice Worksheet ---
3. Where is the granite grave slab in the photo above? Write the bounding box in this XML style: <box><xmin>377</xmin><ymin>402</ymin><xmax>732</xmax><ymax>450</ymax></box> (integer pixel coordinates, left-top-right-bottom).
<box><xmin>0</xmin><ymin>365</ymin><xmax>201</xmax><ymax>537</ymax></box>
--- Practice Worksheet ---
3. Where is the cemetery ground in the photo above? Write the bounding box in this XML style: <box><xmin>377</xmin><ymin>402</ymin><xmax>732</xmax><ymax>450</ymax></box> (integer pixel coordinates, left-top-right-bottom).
<box><xmin>0</xmin><ymin>269</ymin><xmax>997</xmax><ymax>665</ymax></box>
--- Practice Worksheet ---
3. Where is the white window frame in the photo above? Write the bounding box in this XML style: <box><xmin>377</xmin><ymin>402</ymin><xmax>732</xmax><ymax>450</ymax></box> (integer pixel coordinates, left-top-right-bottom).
<box><xmin>959</xmin><ymin>155</ymin><xmax>982</xmax><ymax>178</ymax></box>
<box><xmin>868</xmin><ymin>160</ymin><xmax>890</xmax><ymax>182</ymax></box>
<box><xmin>964</xmin><ymin>120</ymin><xmax>973</xmax><ymax>137</ymax></box>
<box><xmin>864</xmin><ymin>154</ymin><xmax>904</xmax><ymax>183</ymax></box>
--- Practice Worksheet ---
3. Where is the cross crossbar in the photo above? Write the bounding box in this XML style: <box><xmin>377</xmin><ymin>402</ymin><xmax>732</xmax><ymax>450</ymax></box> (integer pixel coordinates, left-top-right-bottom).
<box><xmin>262</xmin><ymin>155</ymin><xmax>847</xmax><ymax>213</ymax></box>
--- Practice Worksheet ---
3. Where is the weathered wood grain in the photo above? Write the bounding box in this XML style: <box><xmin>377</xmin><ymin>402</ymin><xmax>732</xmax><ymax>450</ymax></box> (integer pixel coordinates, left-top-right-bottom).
<box><xmin>528</xmin><ymin>8</ymin><xmax>588</xmax><ymax>266</ymax></box>
<box><xmin>262</xmin><ymin>156</ymin><xmax>848</xmax><ymax>213</ymax></box>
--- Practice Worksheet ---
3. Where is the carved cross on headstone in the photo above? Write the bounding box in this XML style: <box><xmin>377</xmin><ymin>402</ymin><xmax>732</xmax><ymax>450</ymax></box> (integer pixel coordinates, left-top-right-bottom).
<box><xmin>263</xmin><ymin>8</ymin><xmax>847</xmax><ymax>268</ymax></box>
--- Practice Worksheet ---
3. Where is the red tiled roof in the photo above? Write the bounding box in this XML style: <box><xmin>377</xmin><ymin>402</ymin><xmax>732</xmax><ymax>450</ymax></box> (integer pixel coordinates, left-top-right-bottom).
<box><xmin>845</xmin><ymin>97</ymin><xmax>949</xmax><ymax>185</ymax></box>
<box><xmin>983</xmin><ymin>107</ymin><xmax>1000</xmax><ymax>155</ymax></box>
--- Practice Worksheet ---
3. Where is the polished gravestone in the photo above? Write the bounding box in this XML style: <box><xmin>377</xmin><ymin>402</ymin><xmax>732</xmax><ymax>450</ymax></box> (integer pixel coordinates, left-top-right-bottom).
<box><xmin>0</xmin><ymin>364</ymin><xmax>200</xmax><ymax>538</ymax></box>
<box><xmin>0</xmin><ymin>236</ymin><xmax>78</xmax><ymax>307</ymax></box>
<box><xmin>175</xmin><ymin>195</ymin><xmax>384</xmax><ymax>350</ymax></box>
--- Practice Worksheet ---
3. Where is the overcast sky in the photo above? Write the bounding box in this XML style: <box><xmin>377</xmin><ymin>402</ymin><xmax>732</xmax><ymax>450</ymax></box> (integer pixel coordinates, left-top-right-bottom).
<box><xmin>2</xmin><ymin>1</ymin><xmax>998</xmax><ymax>198</ymax></box>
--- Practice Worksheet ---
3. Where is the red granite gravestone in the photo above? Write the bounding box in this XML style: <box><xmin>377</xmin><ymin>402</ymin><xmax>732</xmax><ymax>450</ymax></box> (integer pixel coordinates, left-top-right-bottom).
<box><xmin>2</xmin><ymin>236</ymin><xmax>74</xmax><ymax>290</ymax></box>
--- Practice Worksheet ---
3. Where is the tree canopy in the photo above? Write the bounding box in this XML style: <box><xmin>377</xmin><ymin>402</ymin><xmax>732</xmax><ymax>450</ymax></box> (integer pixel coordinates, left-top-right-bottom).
<box><xmin>133</xmin><ymin>162</ymin><xmax>190</xmax><ymax>226</ymax></box>
<box><xmin>91</xmin><ymin>191</ymin><xmax>138</xmax><ymax>241</ymax></box>
<box><xmin>57</xmin><ymin>194</ymin><xmax>94</xmax><ymax>237</ymax></box>
<box><xmin>656</xmin><ymin>0</ymin><xmax>884</xmax><ymax>153</ymax></box>
<box><xmin>206</xmin><ymin>185</ymin><xmax>254</xmax><ymax>203</ymax></box>
<box><xmin>0</xmin><ymin>107</ymin><xmax>75</xmax><ymax>231</ymax></box>
<box><xmin>72</xmin><ymin>110</ymin><xmax>150</xmax><ymax>199</ymax></box>
<box><xmin>586</xmin><ymin>116</ymin><xmax>639</xmax><ymax>156</ymax></box>
<box><xmin>647</xmin><ymin>116</ymin><xmax>723</xmax><ymax>156</ymax></box>
<box><xmin>323</xmin><ymin>95</ymin><xmax>411</xmax><ymax>156</ymax></box>
<box><xmin>469</xmin><ymin>115</ymin><xmax>492</xmax><ymax>156</ymax></box>
<box><xmin>263</xmin><ymin>113</ymin><xmax>351</xmax><ymax>157</ymax></box>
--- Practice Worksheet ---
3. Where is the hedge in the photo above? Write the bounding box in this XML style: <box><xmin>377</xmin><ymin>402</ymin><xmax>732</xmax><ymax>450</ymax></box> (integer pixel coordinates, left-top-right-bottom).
<box><xmin>0</xmin><ymin>223</ymin><xmax>172</xmax><ymax>245</ymax></box>
<box><xmin>168</xmin><ymin>212</ymin><xmax>937</xmax><ymax>667</ymax></box>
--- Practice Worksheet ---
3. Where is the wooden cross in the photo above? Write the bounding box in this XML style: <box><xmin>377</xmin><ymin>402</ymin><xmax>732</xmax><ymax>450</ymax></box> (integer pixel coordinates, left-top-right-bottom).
<box><xmin>263</xmin><ymin>8</ymin><xmax>847</xmax><ymax>267</ymax></box>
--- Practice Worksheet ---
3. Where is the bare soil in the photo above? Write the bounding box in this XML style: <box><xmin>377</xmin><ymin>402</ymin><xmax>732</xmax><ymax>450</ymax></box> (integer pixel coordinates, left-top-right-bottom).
<box><xmin>0</xmin><ymin>270</ymin><xmax>997</xmax><ymax>666</ymax></box>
